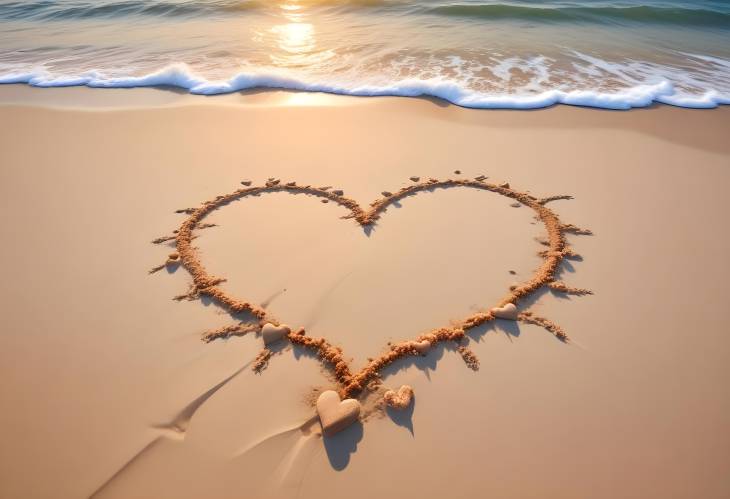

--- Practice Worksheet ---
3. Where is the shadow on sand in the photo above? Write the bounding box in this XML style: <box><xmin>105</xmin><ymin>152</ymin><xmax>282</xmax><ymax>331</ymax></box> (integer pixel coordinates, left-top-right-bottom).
<box><xmin>322</xmin><ymin>421</ymin><xmax>364</xmax><ymax>470</ymax></box>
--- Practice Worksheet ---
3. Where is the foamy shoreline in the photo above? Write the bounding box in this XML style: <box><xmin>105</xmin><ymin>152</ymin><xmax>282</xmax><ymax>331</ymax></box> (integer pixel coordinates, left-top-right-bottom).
<box><xmin>0</xmin><ymin>89</ymin><xmax>728</xmax><ymax>499</ymax></box>
<box><xmin>2</xmin><ymin>67</ymin><xmax>730</xmax><ymax>109</ymax></box>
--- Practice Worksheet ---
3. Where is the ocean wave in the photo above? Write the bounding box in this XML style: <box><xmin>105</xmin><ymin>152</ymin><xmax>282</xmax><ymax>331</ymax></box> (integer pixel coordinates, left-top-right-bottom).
<box><xmin>0</xmin><ymin>0</ymin><xmax>396</xmax><ymax>22</ymax></box>
<box><xmin>2</xmin><ymin>63</ymin><xmax>729</xmax><ymax>109</ymax></box>
<box><xmin>426</xmin><ymin>4</ymin><xmax>730</xmax><ymax>26</ymax></box>
<box><xmin>0</xmin><ymin>0</ymin><xmax>257</xmax><ymax>22</ymax></box>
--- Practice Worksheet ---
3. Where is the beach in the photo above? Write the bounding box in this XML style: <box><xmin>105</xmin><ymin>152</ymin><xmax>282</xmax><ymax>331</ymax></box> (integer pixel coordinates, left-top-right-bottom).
<box><xmin>0</xmin><ymin>86</ymin><xmax>729</xmax><ymax>498</ymax></box>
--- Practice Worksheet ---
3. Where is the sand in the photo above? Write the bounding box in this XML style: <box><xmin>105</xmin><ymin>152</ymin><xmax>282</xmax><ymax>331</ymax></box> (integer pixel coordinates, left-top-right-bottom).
<box><xmin>0</xmin><ymin>86</ymin><xmax>729</xmax><ymax>499</ymax></box>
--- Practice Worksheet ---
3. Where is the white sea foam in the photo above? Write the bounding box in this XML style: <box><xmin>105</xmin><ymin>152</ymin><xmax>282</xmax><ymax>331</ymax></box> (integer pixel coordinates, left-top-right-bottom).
<box><xmin>1</xmin><ymin>62</ymin><xmax>728</xmax><ymax>109</ymax></box>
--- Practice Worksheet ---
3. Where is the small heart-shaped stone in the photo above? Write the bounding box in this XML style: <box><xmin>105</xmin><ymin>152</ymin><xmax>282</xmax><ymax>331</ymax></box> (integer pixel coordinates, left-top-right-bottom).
<box><xmin>316</xmin><ymin>390</ymin><xmax>361</xmax><ymax>437</ymax></box>
<box><xmin>411</xmin><ymin>340</ymin><xmax>431</xmax><ymax>355</ymax></box>
<box><xmin>261</xmin><ymin>323</ymin><xmax>291</xmax><ymax>346</ymax></box>
<box><xmin>490</xmin><ymin>303</ymin><xmax>518</xmax><ymax>320</ymax></box>
<box><xmin>384</xmin><ymin>385</ymin><xmax>414</xmax><ymax>409</ymax></box>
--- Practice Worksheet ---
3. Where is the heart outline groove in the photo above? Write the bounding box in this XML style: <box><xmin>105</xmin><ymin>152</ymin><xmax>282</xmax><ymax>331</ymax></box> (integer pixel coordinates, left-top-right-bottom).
<box><xmin>151</xmin><ymin>176</ymin><xmax>593</xmax><ymax>400</ymax></box>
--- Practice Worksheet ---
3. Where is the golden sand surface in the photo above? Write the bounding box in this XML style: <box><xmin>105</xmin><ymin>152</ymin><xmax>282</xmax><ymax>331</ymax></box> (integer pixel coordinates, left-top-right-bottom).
<box><xmin>0</xmin><ymin>87</ymin><xmax>729</xmax><ymax>499</ymax></box>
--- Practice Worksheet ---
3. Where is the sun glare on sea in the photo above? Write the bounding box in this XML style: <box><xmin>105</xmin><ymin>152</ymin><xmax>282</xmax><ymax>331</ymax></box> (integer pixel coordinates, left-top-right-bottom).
<box><xmin>272</xmin><ymin>22</ymin><xmax>315</xmax><ymax>54</ymax></box>
<box><xmin>270</xmin><ymin>2</ymin><xmax>315</xmax><ymax>55</ymax></box>
<box><xmin>268</xmin><ymin>1</ymin><xmax>336</xmax><ymax>70</ymax></box>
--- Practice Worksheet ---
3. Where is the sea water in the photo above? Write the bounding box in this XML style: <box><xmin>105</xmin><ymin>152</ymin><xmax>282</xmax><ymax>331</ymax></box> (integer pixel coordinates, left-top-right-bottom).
<box><xmin>1</xmin><ymin>0</ymin><xmax>728</xmax><ymax>108</ymax></box>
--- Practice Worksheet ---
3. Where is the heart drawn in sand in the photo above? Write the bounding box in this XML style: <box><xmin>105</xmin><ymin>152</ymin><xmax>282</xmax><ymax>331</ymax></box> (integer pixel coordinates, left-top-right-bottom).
<box><xmin>316</xmin><ymin>390</ymin><xmax>362</xmax><ymax>437</ymax></box>
<box><xmin>152</xmin><ymin>176</ymin><xmax>592</xmax><ymax>433</ymax></box>
<box><xmin>384</xmin><ymin>385</ymin><xmax>414</xmax><ymax>410</ymax></box>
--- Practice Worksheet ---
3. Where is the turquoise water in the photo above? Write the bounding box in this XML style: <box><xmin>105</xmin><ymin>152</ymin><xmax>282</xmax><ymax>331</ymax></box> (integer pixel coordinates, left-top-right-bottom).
<box><xmin>1</xmin><ymin>0</ymin><xmax>728</xmax><ymax>108</ymax></box>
